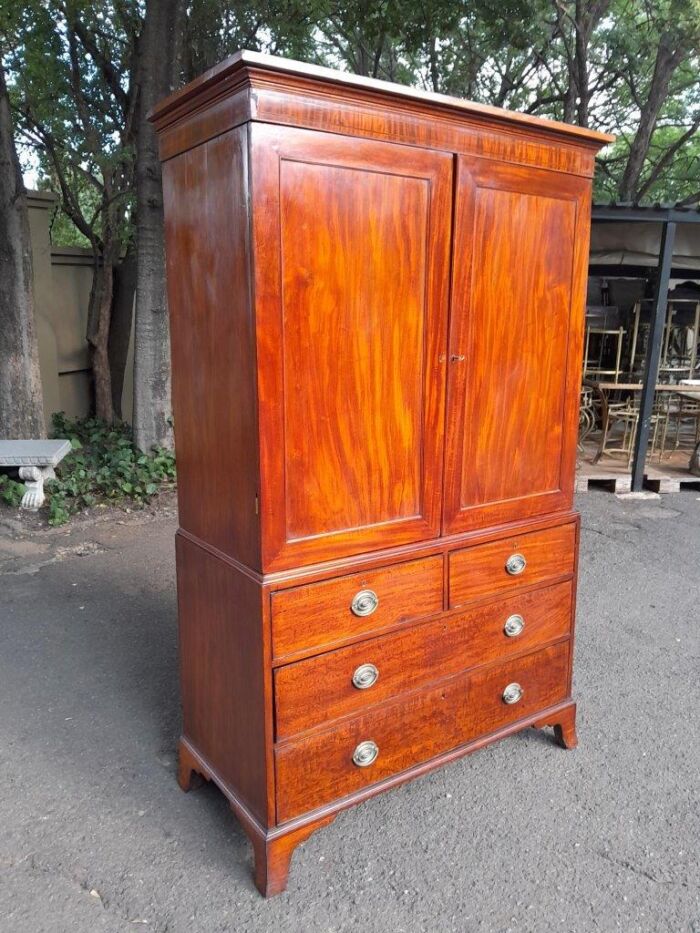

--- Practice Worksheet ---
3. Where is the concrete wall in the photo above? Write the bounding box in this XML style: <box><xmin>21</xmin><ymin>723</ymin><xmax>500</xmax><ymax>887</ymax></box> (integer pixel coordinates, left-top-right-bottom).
<box><xmin>26</xmin><ymin>192</ymin><xmax>62</xmax><ymax>425</ymax></box>
<box><xmin>27</xmin><ymin>191</ymin><xmax>134</xmax><ymax>427</ymax></box>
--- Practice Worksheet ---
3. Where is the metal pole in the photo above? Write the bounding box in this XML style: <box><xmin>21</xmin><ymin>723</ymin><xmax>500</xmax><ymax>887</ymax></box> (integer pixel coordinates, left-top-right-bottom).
<box><xmin>631</xmin><ymin>221</ymin><xmax>677</xmax><ymax>490</ymax></box>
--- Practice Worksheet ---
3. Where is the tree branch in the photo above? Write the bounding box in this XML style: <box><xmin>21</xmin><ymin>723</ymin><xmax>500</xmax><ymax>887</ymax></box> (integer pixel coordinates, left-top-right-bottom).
<box><xmin>675</xmin><ymin>189</ymin><xmax>700</xmax><ymax>207</ymax></box>
<box><xmin>636</xmin><ymin>115</ymin><xmax>700</xmax><ymax>200</ymax></box>
<box><xmin>57</xmin><ymin>1</ymin><xmax>132</xmax><ymax>113</ymax></box>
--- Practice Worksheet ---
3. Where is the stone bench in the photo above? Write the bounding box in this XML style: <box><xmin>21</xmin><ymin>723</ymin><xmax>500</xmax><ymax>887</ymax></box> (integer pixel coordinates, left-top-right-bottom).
<box><xmin>0</xmin><ymin>439</ymin><xmax>72</xmax><ymax>510</ymax></box>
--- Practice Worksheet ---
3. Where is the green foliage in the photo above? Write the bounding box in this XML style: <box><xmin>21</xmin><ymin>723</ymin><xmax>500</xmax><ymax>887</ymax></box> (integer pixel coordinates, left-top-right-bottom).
<box><xmin>185</xmin><ymin>0</ymin><xmax>319</xmax><ymax>75</ymax></box>
<box><xmin>4</xmin><ymin>0</ymin><xmax>138</xmax><ymax>251</ymax></box>
<box><xmin>39</xmin><ymin>178</ymin><xmax>99</xmax><ymax>249</ymax></box>
<box><xmin>0</xmin><ymin>473</ymin><xmax>24</xmax><ymax>507</ymax></box>
<box><xmin>43</xmin><ymin>413</ymin><xmax>176</xmax><ymax>526</ymax></box>
<box><xmin>309</xmin><ymin>0</ymin><xmax>700</xmax><ymax>205</ymax></box>
<box><xmin>4</xmin><ymin>0</ymin><xmax>700</xmax><ymax>229</ymax></box>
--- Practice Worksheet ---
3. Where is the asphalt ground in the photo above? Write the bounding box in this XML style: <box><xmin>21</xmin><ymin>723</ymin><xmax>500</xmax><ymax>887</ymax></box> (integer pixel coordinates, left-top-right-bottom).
<box><xmin>0</xmin><ymin>490</ymin><xmax>698</xmax><ymax>932</ymax></box>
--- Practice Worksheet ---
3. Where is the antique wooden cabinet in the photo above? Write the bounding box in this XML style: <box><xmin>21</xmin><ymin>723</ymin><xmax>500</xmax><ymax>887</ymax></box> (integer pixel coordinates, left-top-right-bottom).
<box><xmin>151</xmin><ymin>52</ymin><xmax>612</xmax><ymax>896</ymax></box>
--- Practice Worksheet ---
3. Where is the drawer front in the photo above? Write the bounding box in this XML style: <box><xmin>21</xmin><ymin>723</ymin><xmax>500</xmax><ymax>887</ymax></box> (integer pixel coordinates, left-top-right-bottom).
<box><xmin>275</xmin><ymin>580</ymin><xmax>572</xmax><ymax>738</ymax></box>
<box><xmin>275</xmin><ymin>642</ymin><xmax>569</xmax><ymax>821</ymax></box>
<box><xmin>271</xmin><ymin>556</ymin><xmax>443</xmax><ymax>660</ymax></box>
<box><xmin>449</xmin><ymin>522</ymin><xmax>576</xmax><ymax>608</ymax></box>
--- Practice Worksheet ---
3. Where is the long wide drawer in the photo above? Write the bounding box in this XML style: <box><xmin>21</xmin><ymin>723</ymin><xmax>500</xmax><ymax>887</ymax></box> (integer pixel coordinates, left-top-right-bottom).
<box><xmin>274</xmin><ymin>580</ymin><xmax>572</xmax><ymax>738</ymax></box>
<box><xmin>275</xmin><ymin>642</ymin><xmax>570</xmax><ymax>822</ymax></box>
<box><xmin>271</xmin><ymin>555</ymin><xmax>443</xmax><ymax>661</ymax></box>
<box><xmin>449</xmin><ymin>522</ymin><xmax>576</xmax><ymax>608</ymax></box>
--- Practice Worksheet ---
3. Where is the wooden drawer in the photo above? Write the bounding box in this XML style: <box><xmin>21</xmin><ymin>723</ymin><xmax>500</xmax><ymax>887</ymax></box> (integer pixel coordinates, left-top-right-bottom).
<box><xmin>271</xmin><ymin>556</ymin><xmax>443</xmax><ymax>660</ymax></box>
<box><xmin>275</xmin><ymin>641</ymin><xmax>570</xmax><ymax>821</ymax></box>
<box><xmin>449</xmin><ymin>522</ymin><xmax>576</xmax><ymax>608</ymax></box>
<box><xmin>274</xmin><ymin>580</ymin><xmax>572</xmax><ymax>738</ymax></box>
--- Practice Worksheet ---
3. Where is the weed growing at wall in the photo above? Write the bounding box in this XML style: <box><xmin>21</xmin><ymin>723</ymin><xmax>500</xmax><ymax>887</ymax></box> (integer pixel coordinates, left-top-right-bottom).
<box><xmin>0</xmin><ymin>474</ymin><xmax>24</xmax><ymax>507</ymax></box>
<box><xmin>43</xmin><ymin>414</ymin><xmax>176</xmax><ymax>525</ymax></box>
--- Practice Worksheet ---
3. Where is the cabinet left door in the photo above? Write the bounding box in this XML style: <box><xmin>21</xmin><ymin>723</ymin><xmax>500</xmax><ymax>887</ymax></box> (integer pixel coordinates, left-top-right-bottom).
<box><xmin>250</xmin><ymin>124</ymin><xmax>453</xmax><ymax>571</ymax></box>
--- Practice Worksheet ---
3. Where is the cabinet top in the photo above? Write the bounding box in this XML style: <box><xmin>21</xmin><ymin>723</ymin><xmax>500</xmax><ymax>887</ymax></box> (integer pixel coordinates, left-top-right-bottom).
<box><xmin>151</xmin><ymin>50</ymin><xmax>614</xmax><ymax>152</ymax></box>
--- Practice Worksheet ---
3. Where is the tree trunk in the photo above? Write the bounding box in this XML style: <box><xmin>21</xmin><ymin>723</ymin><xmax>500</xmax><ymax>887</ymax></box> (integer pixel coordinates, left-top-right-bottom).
<box><xmin>429</xmin><ymin>37</ymin><xmax>440</xmax><ymax>93</ymax></box>
<box><xmin>0</xmin><ymin>64</ymin><xmax>45</xmax><ymax>439</ymax></box>
<box><xmin>618</xmin><ymin>32</ymin><xmax>687</xmax><ymax>202</ymax></box>
<box><xmin>133</xmin><ymin>0</ymin><xmax>185</xmax><ymax>451</ymax></box>
<box><xmin>110</xmin><ymin>245</ymin><xmax>137</xmax><ymax>419</ymax></box>
<box><xmin>85</xmin><ymin>227</ymin><xmax>119</xmax><ymax>423</ymax></box>
<box><xmin>574</xmin><ymin>0</ymin><xmax>590</xmax><ymax>127</ymax></box>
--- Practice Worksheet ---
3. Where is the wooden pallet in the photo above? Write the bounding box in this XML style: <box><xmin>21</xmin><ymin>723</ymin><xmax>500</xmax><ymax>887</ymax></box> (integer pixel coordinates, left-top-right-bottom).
<box><xmin>577</xmin><ymin>455</ymin><xmax>700</xmax><ymax>494</ymax></box>
<box><xmin>575</xmin><ymin>465</ymin><xmax>631</xmax><ymax>494</ymax></box>
<box><xmin>576</xmin><ymin>471</ymin><xmax>632</xmax><ymax>493</ymax></box>
<box><xmin>644</xmin><ymin>465</ymin><xmax>700</xmax><ymax>493</ymax></box>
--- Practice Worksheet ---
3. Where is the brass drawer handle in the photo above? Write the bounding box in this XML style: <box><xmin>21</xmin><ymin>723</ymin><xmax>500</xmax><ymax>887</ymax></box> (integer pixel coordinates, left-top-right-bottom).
<box><xmin>502</xmin><ymin>682</ymin><xmax>524</xmax><ymax>705</ymax></box>
<box><xmin>351</xmin><ymin>589</ymin><xmax>379</xmax><ymax>617</ymax></box>
<box><xmin>504</xmin><ymin>614</ymin><xmax>525</xmax><ymax>637</ymax></box>
<box><xmin>505</xmin><ymin>553</ymin><xmax>527</xmax><ymax>576</ymax></box>
<box><xmin>352</xmin><ymin>740</ymin><xmax>379</xmax><ymax>767</ymax></box>
<box><xmin>352</xmin><ymin>663</ymin><xmax>379</xmax><ymax>690</ymax></box>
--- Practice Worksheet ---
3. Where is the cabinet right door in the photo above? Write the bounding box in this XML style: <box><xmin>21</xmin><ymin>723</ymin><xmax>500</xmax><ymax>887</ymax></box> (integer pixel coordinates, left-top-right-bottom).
<box><xmin>443</xmin><ymin>157</ymin><xmax>591</xmax><ymax>534</ymax></box>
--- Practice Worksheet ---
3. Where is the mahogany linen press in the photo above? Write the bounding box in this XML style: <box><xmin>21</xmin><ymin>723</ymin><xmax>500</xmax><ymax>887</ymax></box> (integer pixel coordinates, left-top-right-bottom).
<box><xmin>150</xmin><ymin>51</ymin><xmax>613</xmax><ymax>896</ymax></box>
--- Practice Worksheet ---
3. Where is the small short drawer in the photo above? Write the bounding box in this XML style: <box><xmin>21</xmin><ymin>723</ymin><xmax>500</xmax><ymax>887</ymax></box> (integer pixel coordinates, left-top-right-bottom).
<box><xmin>274</xmin><ymin>580</ymin><xmax>572</xmax><ymax>738</ymax></box>
<box><xmin>449</xmin><ymin>522</ymin><xmax>576</xmax><ymax>608</ymax></box>
<box><xmin>271</xmin><ymin>555</ymin><xmax>443</xmax><ymax>661</ymax></box>
<box><xmin>275</xmin><ymin>641</ymin><xmax>570</xmax><ymax>821</ymax></box>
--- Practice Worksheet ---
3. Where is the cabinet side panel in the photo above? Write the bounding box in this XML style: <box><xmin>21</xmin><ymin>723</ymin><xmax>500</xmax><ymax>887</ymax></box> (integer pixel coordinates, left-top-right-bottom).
<box><xmin>162</xmin><ymin>125</ymin><xmax>260</xmax><ymax>567</ymax></box>
<box><xmin>176</xmin><ymin>534</ymin><xmax>269</xmax><ymax>823</ymax></box>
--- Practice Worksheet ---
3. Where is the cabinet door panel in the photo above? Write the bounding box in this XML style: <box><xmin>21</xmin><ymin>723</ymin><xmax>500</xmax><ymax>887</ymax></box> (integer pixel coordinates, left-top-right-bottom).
<box><xmin>443</xmin><ymin>158</ymin><xmax>590</xmax><ymax>533</ymax></box>
<box><xmin>251</xmin><ymin>125</ymin><xmax>452</xmax><ymax>570</ymax></box>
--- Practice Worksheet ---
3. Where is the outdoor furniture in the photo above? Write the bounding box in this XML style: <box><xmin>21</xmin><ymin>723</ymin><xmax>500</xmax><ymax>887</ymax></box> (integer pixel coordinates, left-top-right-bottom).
<box><xmin>580</xmin><ymin>378</ymin><xmax>608</xmax><ymax>461</ymax></box>
<box><xmin>585</xmin><ymin>382</ymin><xmax>700</xmax><ymax>466</ymax></box>
<box><xmin>584</xmin><ymin>325</ymin><xmax>626</xmax><ymax>381</ymax></box>
<box><xmin>0</xmin><ymin>439</ymin><xmax>71</xmax><ymax>510</ymax></box>
<box><xmin>628</xmin><ymin>299</ymin><xmax>700</xmax><ymax>382</ymax></box>
<box><xmin>578</xmin><ymin>383</ymin><xmax>597</xmax><ymax>452</ymax></box>
<box><xmin>598</xmin><ymin>396</ymin><xmax>667</xmax><ymax>465</ymax></box>
<box><xmin>664</xmin><ymin>383</ymin><xmax>700</xmax><ymax>454</ymax></box>
<box><xmin>584</xmin><ymin>307</ymin><xmax>626</xmax><ymax>382</ymax></box>
<box><xmin>589</xmin><ymin>206</ymin><xmax>700</xmax><ymax>491</ymax></box>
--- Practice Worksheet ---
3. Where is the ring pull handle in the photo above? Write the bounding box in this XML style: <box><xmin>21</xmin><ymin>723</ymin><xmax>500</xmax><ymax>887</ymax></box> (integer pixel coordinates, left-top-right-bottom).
<box><xmin>352</xmin><ymin>740</ymin><xmax>379</xmax><ymax>767</ymax></box>
<box><xmin>352</xmin><ymin>663</ymin><xmax>379</xmax><ymax>690</ymax></box>
<box><xmin>351</xmin><ymin>589</ymin><xmax>379</xmax><ymax>617</ymax></box>
<box><xmin>504</xmin><ymin>614</ymin><xmax>525</xmax><ymax>637</ymax></box>
<box><xmin>502</xmin><ymin>682</ymin><xmax>524</xmax><ymax>705</ymax></box>
<box><xmin>505</xmin><ymin>553</ymin><xmax>527</xmax><ymax>576</ymax></box>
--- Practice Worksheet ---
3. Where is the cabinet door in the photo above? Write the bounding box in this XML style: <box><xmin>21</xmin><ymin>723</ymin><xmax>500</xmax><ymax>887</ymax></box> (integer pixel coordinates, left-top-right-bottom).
<box><xmin>251</xmin><ymin>125</ymin><xmax>452</xmax><ymax>570</ymax></box>
<box><xmin>443</xmin><ymin>157</ymin><xmax>590</xmax><ymax>533</ymax></box>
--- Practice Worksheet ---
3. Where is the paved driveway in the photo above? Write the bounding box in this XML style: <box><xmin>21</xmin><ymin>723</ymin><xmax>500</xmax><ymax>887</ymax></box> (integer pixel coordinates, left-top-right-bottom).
<box><xmin>0</xmin><ymin>491</ymin><xmax>698</xmax><ymax>932</ymax></box>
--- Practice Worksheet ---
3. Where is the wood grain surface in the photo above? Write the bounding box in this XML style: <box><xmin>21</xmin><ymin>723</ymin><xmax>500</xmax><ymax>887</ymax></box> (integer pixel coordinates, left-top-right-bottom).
<box><xmin>176</xmin><ymin>534</ymin><xmax>269</xmax><ymax>823</ymax></box>
<box><xmin>162</xmin><ymin>126</ymin><xmax>261</xmax><ymax>568</ymax></box>
<box><xmin>274</xmin><ymin>580</ymin><xmax>572</xmax><ymax>738</ymax></box>
<box><xmin>443</xmin><ymin>158</ymin><xmax>590</xmax><ymax>533</ymax></box>
<box><xmin>251</xmin><ymin>123</ymin><xmax>452</xmax><ymax>571</ymax></box>
<box><xmin>449</xmin><ymin>522</ymin><xmax>576</xmax><ymax>607</ymax></box>
<box><xmin>151</xmin><ymin>52</ymin><xmax>613</xmax><ymax>169</ymax></box>
<box><xmin>271</xmin><ymin>554</ymin><xmax>443</xmax><ymax>661</ymax></box>
<box><xmin>275</xmin><ymin>641</ymin><xmax>570</xmax><ymax>821</ymax></box>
